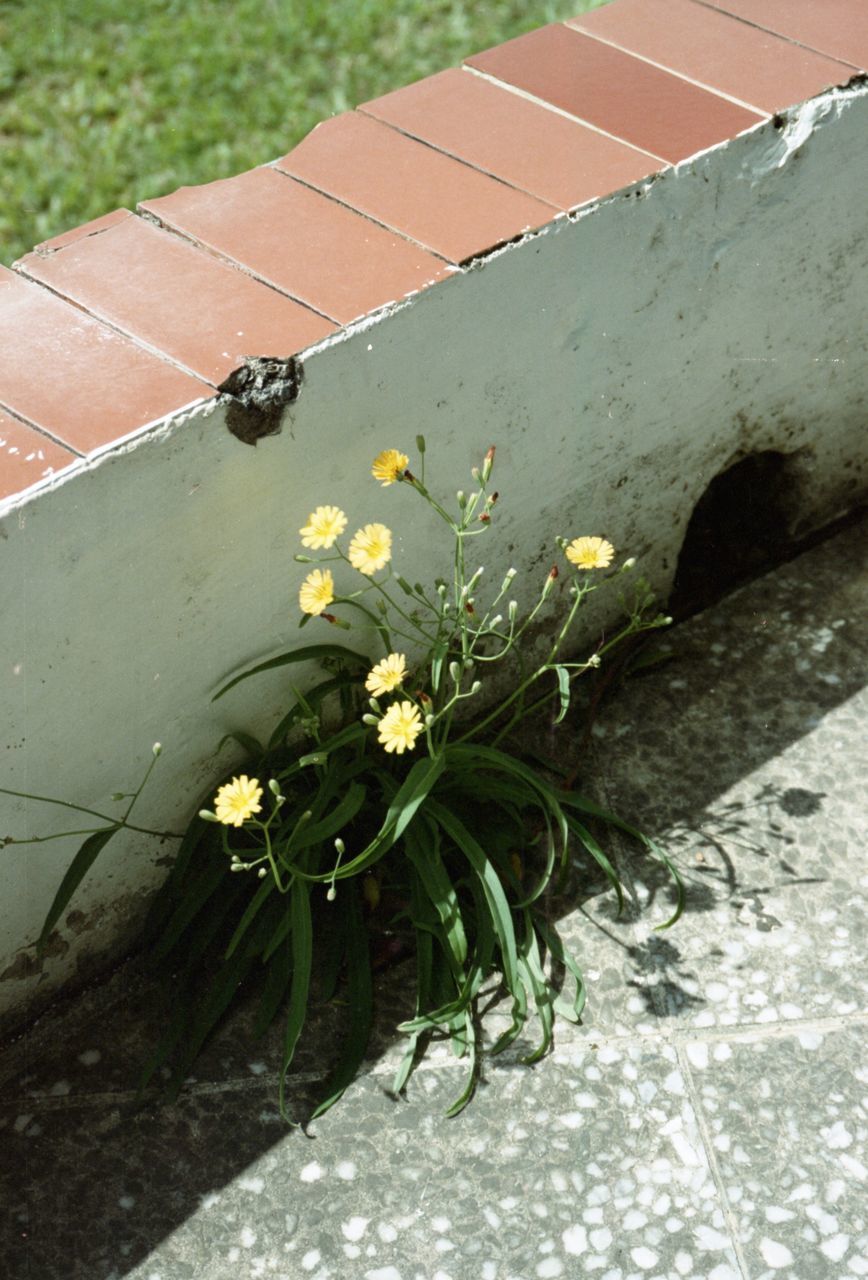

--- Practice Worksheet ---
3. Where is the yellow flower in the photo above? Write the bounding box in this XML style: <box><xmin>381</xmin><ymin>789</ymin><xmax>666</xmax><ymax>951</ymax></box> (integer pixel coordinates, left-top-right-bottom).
<box><xmin>365</xmin><ymin>652</ymin><xmax>407</xmax><ymax>697</ymax></box>
<box><xmin>565</xmin><ymin>536</ymin><xmax>615</xmax><ymax>570</ymax></box>
<box><xmin>299</xmin><ymin>505</ymin><xmax>347</xmax><ymax>550</ymax></box>
<box><xmin>348</xmin><ymin>523</ymin><xmax>392</xmax><ymax>575</ymax></box>
<box><xmin>214</xmin><ymin>775</ymin><xmax>263</xmax><ymax>827</ymax></box>
<box><xmin>377</xmin><ymin>701</ymin><xmax>424</xmax><ymax>754</ymax></box>
<box><xmin>299</xmin><ymin>568</ymin><xmax>335</xmax><ymax>615</ymax></box>
<box><xmin>371</xmin><ymin>449</ymin><xmax>409</xmax><ymax>486</ymax></box>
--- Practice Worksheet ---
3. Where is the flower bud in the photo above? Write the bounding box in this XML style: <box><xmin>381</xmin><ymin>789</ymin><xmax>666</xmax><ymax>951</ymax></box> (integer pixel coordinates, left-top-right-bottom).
<box><xmin>482</xmin><ymin>446</ymin><xmax>496</xmax><ymax>482</ymax></box>
<box><xmin>362</xmin><ymin>713</ymin><xmax>379</xmax><ymax>726</ymax></box>
<box><xmin>268</xmin><ymin>778</ymin><xmax>282</xmax><ymax>797</ymax></box>
<box><xmin>541</xmin><ymin>565</ymin><xmax>559</xmax><ymax>600</ymax></box>
<box><xmin>470</xmin><ymin>681</ymin><xmax>482</xmax><ymax>695</ymax></box>
<box><xmin>294</xmin><ymin>553</ymin><xmax>314</xmax><ymax>563</ymax></box>
<box><xmin>199</xmin><ymin>809</ymin><xmax>219</xmax><ymax>823</ymax></box>
<box><xmin>471</xmin><ymin>467</ymin><xmax>481</xmax><ymax>481</ymax></box>
<box><xmin>326</xmin><ymin>886</ymin><xmax>337</xmax><ymax>902</ymax></box>
<box><xmin>415</xmin><ymin>434</ymin><xmax>426</xmax><ymax>455</ymax></box>
<box><xmin>463</xmin><ymin>658</ymin><xmax>475</xmax><ymax>672</ymax></box>
<box><xmin>111</xmin><ymin>792</ymin><xmax>126</xmax><ymax>802</ymax></box>
<box><xmin>456</xmin><ymin>490</ymin><xmax>467</xmax><ymax>509</ymax></box>
<box><xmin>508</xmin><ymin>600</ymin><xmax>518</xmax><ymax>622</ymax></box>
<box><xmin>489</xmin><ymin>615</ymin><xmax>503</xmax><ymax>629</ymax></box>
<box><xmin>152</xmin><ymin>742</ymin><xmax>162</xmax><ymax>757</ymax></box>
<box><xmin>258</xmin><ymin>867</ymin><xmax>267</xmax><ymax>878</ymax></box>
<box><xmin>587</xmin><ymin>653</ymin><xmax>601</xmax><ymax>668</ymax></box>
<box><xmin>449</xmin><ymin>661</ymin><xmax>462</xmax><ymax>684</ymax></box>
<box><xmin>424</xmin><ymin>714</ymin><xmax>436</xmax><ymax>728</ymax></box>
<box><xmin>368</xmin><ymin>697</ymin><xmax>381</xmax><ymax>713</ymax></box>
<box><xmin>622</xmin><ymin>557</ymin><xmax>637</xmax><ymax>571</ymax></box>
<box><xmin>501</xmin><ymin>567</ymin><xmax>517</xmax><ymax>591</ymax></box>
<box><xmin>334</xmin><ymin>837</ymin><xmax>346</xmax><ymax>855</ymax></box>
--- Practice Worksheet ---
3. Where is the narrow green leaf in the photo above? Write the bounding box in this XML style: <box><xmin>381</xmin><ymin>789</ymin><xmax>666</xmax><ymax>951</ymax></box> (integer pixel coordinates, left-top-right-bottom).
<box><xmin>216</xmin><ymin>730</ymin><xmax>263</xmax><ymax>759</ymax></box>
<box><xmin>536</xmin><ymin>919</ymin><xmax>586</xmax><ymax>1025</ymax></box>
<box><xmin>405</xmin><ymin>820</ymin><xmax>468</xmax><ymax>966</ymax></box>
<box><xmin>311</xmin><ymin>886</ymin><xmax>372</xmax><ymax>1118</ymax></box>
<box><xmin>428</xmin><ymin>801</ymin><xmax>518</xmax><ymax>991</ymax></box>
<box><xmin>38</xmin><ymin>826</ymin><xmax>120</xmax><ymax>955</ymax></box>
<box><xmin>567</xmin><ymin>814</ymin><xmax>625</xmax><ymax>917</ymax></box>
<box><xmin>212</xmin><ymin>644</ymin><xmax>370</xmax><ymax>701</ymax></box>
<box><xmin>224</xmin><ymin>876</ymin><xmax>273</xmax><ymax>960</ymax></box>
<box><xmin>278</xmin><ymin>878</ymin><xmax>313</xmax><ymax>1120</ymax></box>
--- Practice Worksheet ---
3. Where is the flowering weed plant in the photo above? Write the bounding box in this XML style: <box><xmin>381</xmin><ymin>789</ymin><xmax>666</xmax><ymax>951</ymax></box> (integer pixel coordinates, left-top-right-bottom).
<box><xmin>6</xmin><ymin>441</ymin><xmax>681</xmax><ymax>1119</ymax></box>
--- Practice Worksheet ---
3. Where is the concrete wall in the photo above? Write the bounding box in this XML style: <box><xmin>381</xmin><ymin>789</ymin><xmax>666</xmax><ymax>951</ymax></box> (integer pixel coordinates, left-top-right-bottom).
<box><xmin>2</xmin><ymin>80</ymin><xmax>867</xmax><ymax>1030</ymax></box>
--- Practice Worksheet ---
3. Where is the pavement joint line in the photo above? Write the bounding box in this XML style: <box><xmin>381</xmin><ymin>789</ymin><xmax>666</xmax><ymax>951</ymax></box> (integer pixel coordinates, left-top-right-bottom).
<box><xmin>675</xmin><ymin>1039</ymin><xmax>755</xmax><ymax>1280</ymax></box>
<box><xmin>8</xmin><ymin>1009</ymin><xmax>866</xmax><ymax>1112</ymax></box>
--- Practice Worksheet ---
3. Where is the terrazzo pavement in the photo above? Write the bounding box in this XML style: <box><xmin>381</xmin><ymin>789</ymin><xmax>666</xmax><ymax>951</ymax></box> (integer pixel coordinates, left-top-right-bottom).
<box><xmin>1</xmin><ymin>515</ymin><xmax>866</xmax><ymax>1280</ymax></box>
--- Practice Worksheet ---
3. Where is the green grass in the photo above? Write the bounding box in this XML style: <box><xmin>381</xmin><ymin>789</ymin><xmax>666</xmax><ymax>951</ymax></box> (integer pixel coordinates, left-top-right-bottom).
<box><xmin>0</xmin><ymin>0</ymin><xmax>602</xmax><ymax>267</ymax></box>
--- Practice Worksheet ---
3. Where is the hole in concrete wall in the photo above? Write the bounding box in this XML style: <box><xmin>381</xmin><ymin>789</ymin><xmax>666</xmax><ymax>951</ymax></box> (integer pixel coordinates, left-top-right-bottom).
<box><xmin>668</xmin><ymin>450</ymin><xmax>804</xmax><ymax>619</ymax></box>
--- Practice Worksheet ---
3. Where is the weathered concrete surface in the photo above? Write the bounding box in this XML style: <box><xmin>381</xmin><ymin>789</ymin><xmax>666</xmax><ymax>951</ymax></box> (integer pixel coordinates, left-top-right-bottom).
<box><xmin>2</xmin><ymin>80</ymin><xmax>867</xmax><ymax>1025</ymax></box>
<box><xmin>0</xmin><ymin>513</ymin><xmax>865</xmax><ymax>1280</ymax></box>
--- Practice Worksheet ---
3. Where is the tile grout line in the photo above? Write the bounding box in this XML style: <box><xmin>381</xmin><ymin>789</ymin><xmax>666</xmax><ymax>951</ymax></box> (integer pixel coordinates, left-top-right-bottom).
<box><xmin>0</xmin><ymin>398</ymin><xmax>86</xmax><ymax>459</ymax></box>
<box><xmin>676</xmin><ymin>1041</ymin><xmax>755</xmax><ymax>1280</ymax></box>
<box><xmin>10</xmin><ymin>267</ymin><xmax>222</xmax><ymax>392</ymax></box>
<box><xmin>136</xmin><ymin>204</ymin><xmax>344</xmax><ymax>326</ymax></box>
<box><xmin>561</xmin><ymin>24</ymin><xmax>771</xmax><ymax>117</ymax></box>
<box><xmin>690</xmin><ymin>0</ymin><xmax>863</xmax><ymax>71</ymax></box>
<box><xmin>461</xmin><ymin>63</ymin><xmax>671</xmax><ymax>166</ymax></box>
<box><xmin>355</xmin><ymin>106</ymin><xmax>566</xmax><ymax>214</ymax></box>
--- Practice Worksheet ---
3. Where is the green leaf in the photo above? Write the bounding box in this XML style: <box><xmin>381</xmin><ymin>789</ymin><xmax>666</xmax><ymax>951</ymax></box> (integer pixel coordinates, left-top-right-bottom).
<box><xmin>212</xmin><ymin>644</ymin><xmax>370</xmax><ymax>702</ymax></box>
<box><xmin>278</xmin><ymin>878</ymin><xmax>314</xmax><ymax>1121</ymax></box>
<box><xmin>311</xmin><ymin>885</ymin><xmax>372</xmax><ymax>1118</ymax></box>
<box><xmin>428</xmin><ymin>801</ymin><xmax>518</xmax><ymax>991</ymax></box>
<box><xmin>216</xmin><ymin>730</ymin><xmax>264</xmax><ymax>759</ymax></box>
<box><xmin>536</xmin><ymin>919</ymin><xmax>586</xmax><ymax>1025</ymax></box>
<box><xmin>566</xmin><ymin>814</ymin><xmax>625</xmax><ymax>917</ymax></box>
<box><xmin>288</xmin><ymin>782</ymin><xmax>367</xmax><ymax>855</ymax></box>
<box><xmin>405</xmin><ymin>820</ymin><xmax>467</xmax><ymax>967</ymax></box>
<box><xmin>37</xmin><ymin>826</ymin><xmax>119</xmax><ymax>955</ymax></box>
<box><xmin>267</xmin><ymin>674</ymin><xmax>358</xmax><ymax>750</ymax></box>
<box><xmin>299</xmin><ymin>753</ymin><xmax>446</xmax><ymax>884</ymax></box>
<box><xmin>224</xmin><ymin>875</ymin><xmax>273</xmax><ymax>960</ymax></box>
<box><xmin>553</xmin><ymin>664</ymin><xmax>571</xmax><ymax>725</ymax></box>
<box><xmin>430</xmin><ymin>642</ymin><xmax>448</xmax><ymax>695</ymax></box>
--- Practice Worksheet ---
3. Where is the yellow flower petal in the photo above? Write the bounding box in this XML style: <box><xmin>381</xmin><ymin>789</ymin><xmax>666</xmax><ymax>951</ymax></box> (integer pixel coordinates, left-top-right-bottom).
<box><xmin>214</xmin><ymin>775</ymin><xmax>263</xmax><ymax>827</ymax></box>
<box><xmin>371</xmin><ymin>449</ymin><xmax>409</xmax><ymax>486</ymax></box>
<box><xmin>299</xmin><ymin>505</ymin><xmax>347</xmax><ymax>550</ymax></box>
<box><xmin>348</xmin><ymin>523</ymin><xmax>392</xmax><ymax>576</ymax></box>
<box><xmin>377</xmin><ymin>701</ymin><xmax>423</xmax><ymax>754</ymax></box>
<box><xmin>365</xmin><ymin>652</ymin><xmax>407</xmax><ymax>697</ymax></box>
<box><xmin>565</xmin><ymin>536</ymin><xmax>615</xmax><ymax>570</ymax></box>
<box><xmin>299</xmin><ymin>568</ymin><xmax>335</xmax><ymax>615</ymax></box>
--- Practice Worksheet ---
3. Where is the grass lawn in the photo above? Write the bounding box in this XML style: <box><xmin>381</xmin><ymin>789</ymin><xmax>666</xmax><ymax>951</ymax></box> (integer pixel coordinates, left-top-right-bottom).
<box><xmin>0</xmin><ymin>0</ymin><xmax>602</xmax><ymax>267</ymax></box>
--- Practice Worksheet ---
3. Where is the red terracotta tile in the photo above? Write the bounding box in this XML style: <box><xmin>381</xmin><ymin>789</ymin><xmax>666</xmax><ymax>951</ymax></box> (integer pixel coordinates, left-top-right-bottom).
<box><xmin>28</xmin><ymin>209</ymin><xmax>134</xmax><ymax>255</ymax></box>
<box><xmin>703</xmin><ymin>0</ymin><xmax>867</xmax><ymax>70</ymax></box>
<box><xmin>0</xmin><ymin>408</ymin><xmax>78</xmax><ymax>503</ymax></box>
<box><xmin>360</xmin><ymin>67</ymin><xmax>661</xmax><ymax>211</ymax></box>
<box><xmin>467</xmin><ymin>23</ymin><xmax>764</xmax><ymax>163</ymax></box>
<box><xmin>0</xmin><ymin>267</ymin><xmax>210</xmax><ymax>454</ymax></box>
<box><xmin>141</xmin><ymin>167</ymin><xmax>447</xmax><ymax>326</ymax></box>
<box><xmin>17</xmin><ymin>212</ymin><xmax>337</xmax><ymax>386</ymax></box>
<box><xmin>275</xmin><ymin>112</ymin><xmax>558</xmax><ymax>263</ymax></box>
<box><xmin>567</xmin><ymin>0</ymin><xmax>852</xmax><ymax>113</ymax></box>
